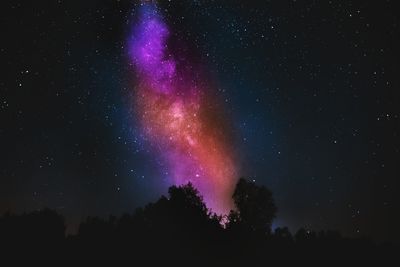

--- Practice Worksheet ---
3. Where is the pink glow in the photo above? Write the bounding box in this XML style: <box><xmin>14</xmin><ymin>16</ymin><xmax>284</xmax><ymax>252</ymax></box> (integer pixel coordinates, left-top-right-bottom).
<box><xmin>128</xmin><ymin>4</ymin><xmax>238</xmax><ymax>214</ymax></box>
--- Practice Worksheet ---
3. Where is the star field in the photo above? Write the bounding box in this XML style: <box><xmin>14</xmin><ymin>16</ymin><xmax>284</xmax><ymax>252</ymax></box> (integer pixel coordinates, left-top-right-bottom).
<box><xmin>0</xmin><ymin>0</ymin><xmax>399</xmax><ymax>241</ymax></box>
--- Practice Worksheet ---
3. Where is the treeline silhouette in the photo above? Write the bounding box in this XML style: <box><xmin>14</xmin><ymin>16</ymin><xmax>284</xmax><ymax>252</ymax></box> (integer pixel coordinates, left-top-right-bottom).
<box><xmin>0</xmin><ymin>178</ymin><xmax>396</xmax><ymax>265</ymax></box>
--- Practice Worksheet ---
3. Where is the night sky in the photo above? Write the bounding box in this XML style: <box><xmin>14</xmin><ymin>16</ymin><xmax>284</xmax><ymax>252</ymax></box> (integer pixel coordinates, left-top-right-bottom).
<box><xmin>1</xmin><ymin>0</ymin><xmax>399</xmax><ymax>241</ymax></box>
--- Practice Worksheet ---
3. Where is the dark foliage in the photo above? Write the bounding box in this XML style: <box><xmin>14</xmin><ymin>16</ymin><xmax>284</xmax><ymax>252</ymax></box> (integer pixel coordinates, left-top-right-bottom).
<box><xmin>227</xmin><ymin>178</ymin><xmax>277</xmax><ymax>234</ymax></box>
<box><xmin>0</xmin><ymin>179</ymin><xmax>396</xmax><ymax>265</ymax></box>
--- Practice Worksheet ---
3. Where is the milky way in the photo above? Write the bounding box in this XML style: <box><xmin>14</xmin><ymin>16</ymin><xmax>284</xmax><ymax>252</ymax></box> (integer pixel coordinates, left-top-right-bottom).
<box><xmin>127</xmin><ymin>3</ymin><xmax>238</xmax><ymax>214</ymax></box>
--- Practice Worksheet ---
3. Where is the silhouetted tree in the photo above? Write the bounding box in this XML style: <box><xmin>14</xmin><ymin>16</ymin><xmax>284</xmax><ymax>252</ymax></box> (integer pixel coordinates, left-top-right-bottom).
<box><xmin>140</xmin><ymin>183</ymin><xmax>221</xmax><ymax>238</ymax></box>
<box><xmin>228</xmin><ymin>178</ymin><xmax>277</xmax><ymax>234</ymax></box>
<box><xmin>274</xmin><ymin>227</ymin><xmax>293</xmax><ymax>243</ymax></box>
<box><xmin>78</xmin><ymin>216</ymin><xmax>114</xmax><ymax>242</ymax></box>
<box><xmin>0</xmin><ymin>208</ymin><xmax>65</xmax><ymax>244</ymax></box>
<box><xmin>295</xmin><ymin>227</ymin><xmax>317</xmax><ymax>243</ymax></box>
<box><xmin>0</xmin><ymin>181</ymin><xmax>395</xmax><ymax>265</ymax></box>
